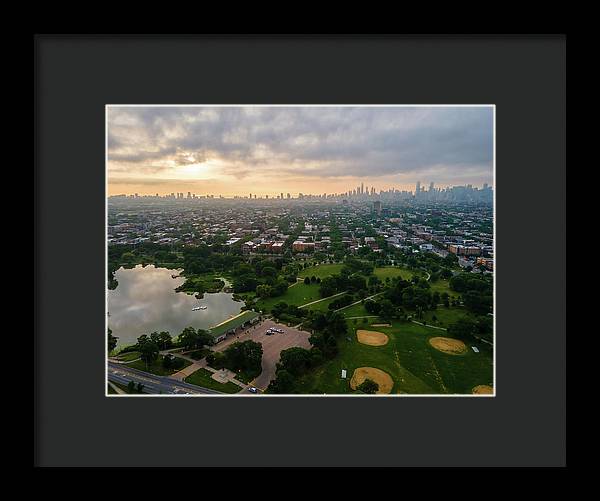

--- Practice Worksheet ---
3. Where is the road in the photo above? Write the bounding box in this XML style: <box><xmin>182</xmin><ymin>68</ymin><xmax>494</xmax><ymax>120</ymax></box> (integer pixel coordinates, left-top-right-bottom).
<box><xmin>107</xmin><ymin>361</ymin><xmax>225</xmax><ymax>395</ymax></box>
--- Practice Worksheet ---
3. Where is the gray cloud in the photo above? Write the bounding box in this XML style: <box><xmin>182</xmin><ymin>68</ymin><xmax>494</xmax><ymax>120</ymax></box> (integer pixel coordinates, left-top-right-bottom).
<box><xmin>107</xmin><ymin>106</ymin><xmax>493</xmax><ymax>184</ymax></box>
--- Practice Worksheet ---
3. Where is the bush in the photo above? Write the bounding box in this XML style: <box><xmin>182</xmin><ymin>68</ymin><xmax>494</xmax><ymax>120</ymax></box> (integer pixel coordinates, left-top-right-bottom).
<box><xmin>357</xmin><ymin>379</ymin><xmax>379</xmax><ymax>394</ymax></box>
<box><xmin>189</xmin><ymin>349</ymin><xmax>211</xmax><ymax>360</ymax></box>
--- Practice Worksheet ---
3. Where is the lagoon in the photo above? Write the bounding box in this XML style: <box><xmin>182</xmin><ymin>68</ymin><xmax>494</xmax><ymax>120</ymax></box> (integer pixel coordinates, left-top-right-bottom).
<box><xmin>107</xmin><ymin>264</ymin><xmax>242</xmax><ymax>348</ymax></box>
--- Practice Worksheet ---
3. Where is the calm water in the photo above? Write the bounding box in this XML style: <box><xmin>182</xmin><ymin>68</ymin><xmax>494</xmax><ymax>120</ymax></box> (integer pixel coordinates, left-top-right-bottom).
<box><xmin>108</xmin><ymin>265</ymin><xmax>242</xmax><ymax>347</ymax></box>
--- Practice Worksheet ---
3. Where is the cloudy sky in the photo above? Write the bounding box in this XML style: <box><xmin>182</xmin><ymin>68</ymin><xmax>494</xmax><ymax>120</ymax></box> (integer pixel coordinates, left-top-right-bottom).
<box><xmin>107</xmin><ymin>106</ymin><xmax>493</xmax><ymax>196</ymax></box>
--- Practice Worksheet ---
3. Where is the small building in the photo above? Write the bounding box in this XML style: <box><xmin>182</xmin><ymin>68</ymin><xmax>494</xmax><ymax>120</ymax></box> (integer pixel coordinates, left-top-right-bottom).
<box><xmin>208</xmin><ymin>310</ymin><xmax>261</xmax><ymax>343</ymax></box>
<box><xmin>271</xmin><ymin>242</ymin><xmax>285</xmax><ymax>253</ymax></box>
<box><xmin>292</xmin><ymin>240</ymin><xmax>315</xmax><ymax>253</ymax></box>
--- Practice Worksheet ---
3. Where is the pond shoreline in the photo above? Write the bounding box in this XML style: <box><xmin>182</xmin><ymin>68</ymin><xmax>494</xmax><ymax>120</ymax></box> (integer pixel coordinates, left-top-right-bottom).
<box><xmin>107</xmin><ymin>265</ymin><xmax>244</xmax><ymax>348</ymax></box>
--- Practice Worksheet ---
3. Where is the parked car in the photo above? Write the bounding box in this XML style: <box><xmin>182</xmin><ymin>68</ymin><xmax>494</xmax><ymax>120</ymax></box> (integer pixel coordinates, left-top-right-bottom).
<box><xmin>248</xmin><ymin>387</ymin><xmax>258</xmax><ymax>393</ymax></box>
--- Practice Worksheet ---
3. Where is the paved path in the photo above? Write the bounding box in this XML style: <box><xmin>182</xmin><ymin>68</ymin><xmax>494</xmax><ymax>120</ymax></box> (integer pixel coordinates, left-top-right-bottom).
<box><xmin>298</xmin><ymin>291</ymin><xmax>348</xmax><ymax>308</ymax></box>
<box><xmin>409</xmin><ymin>320</ymin><xmax>493</xmax><ymax>346</ymax></box>
<box><xmin>288</xmin><ymin>278</ymin><xmax>304</xmax><ymax>288</ymax></box>
<box><xmin>170</xmin><ymin>359</ymin><xmax>206</xmax><ymax>381</ymax></box>
<box><xmin>335</xmin><ymin>291</ymin><xmax>385</xmax><ymax>312</ymax></box>
<box><xmin>206</xmin><ymin>367</ymin><xmax>248</xmax><ymax>389</ymax></box>
<box><xmin>410</xmin><ymin>320</ymin><xmax>447</xmax><ymax>331</ymax></box>
<box><xmin>108</xmin><ymin>356</ymin><xmax>141</xmax><ymax>364</ymax></box>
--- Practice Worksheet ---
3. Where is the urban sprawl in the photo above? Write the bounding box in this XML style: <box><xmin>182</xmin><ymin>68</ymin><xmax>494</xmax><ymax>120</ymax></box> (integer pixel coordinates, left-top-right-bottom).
<box><xmin>107</xmin><ymin>181</ymin><xmax>494</xmax><ymax>396</ymax></box>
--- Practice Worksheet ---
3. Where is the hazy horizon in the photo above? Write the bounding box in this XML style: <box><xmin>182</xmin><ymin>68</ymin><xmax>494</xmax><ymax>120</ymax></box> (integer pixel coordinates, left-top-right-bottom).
<box><xmin>107</xmin><ymin>106</ymin><xmax>494</xmax><ymax>197</ymax></box>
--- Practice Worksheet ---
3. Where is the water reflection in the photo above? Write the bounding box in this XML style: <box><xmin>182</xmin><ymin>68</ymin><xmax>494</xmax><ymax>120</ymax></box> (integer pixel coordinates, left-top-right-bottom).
<box><xmin>108</xmin><ymin>265</ymin><xmax>242</xmax><ymax>347</ymax></box>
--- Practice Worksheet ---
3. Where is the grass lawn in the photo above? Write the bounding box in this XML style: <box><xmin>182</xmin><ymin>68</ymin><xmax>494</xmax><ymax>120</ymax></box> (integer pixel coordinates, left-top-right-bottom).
<box><xmin>256</xmin><ymin>282</ymin><xmax>322</xmax><ymax>312</ymax></box>
<box><xmin>299</xmin><ymin>263</ymin><xmax>344</xmax><ymax>279</ymax></box>
<box><xmin>127</xmin><ymin>355</ymin><xmax>192</xmax><ymax>376</ymax></box>
<box><xmin>184</xmin><ymin>368</ymin><xmax>241</xmax><ymax>393</ymax></box>
<box><xmin>115</xmin><ymin>351</ymin><xmax>141</xmax><ymax>362</ymax></box>
<box><xmin>421</xmin><ymin>307</ymin><xmax>469</xmax><ymax>329</ymax></box>
<box><xmin>373</xmin><ymin>266</ymin><xmax>414</xmax><ymax>281</ymax></box>
<box><xmin>339</xmin><ymin>302</ymin><xmax>371</xmax><ymax>318</ymax></box>
<box><xmin>302</xmin><ymin>294</ymin><xmax>345</xmax><ymax>313</ymax></box>
<box><xmin>428</xmin><ymin>279</ymin><xmax>460</xmax><ymax>299</ymax></box>
<box><xmin>293</xmin><ymin>317</ymin><xmax>493</xmax><ymax>395</ymax></box>
<box><xmin>231</xmin><ymin>368</ymin><xmax>261</xmax><ymax>384</ymax></box>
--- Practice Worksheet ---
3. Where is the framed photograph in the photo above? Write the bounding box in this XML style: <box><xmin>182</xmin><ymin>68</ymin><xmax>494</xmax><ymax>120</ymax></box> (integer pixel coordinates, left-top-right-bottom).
<box><xmin>35</xmin><ymin>35</ymin><xmax>565</xmax><ymax>467</ymax></box>
<box><xmin>105</xmin><ymin>104</ymin><xmax>495</xmax><ymax>398</ymax></box>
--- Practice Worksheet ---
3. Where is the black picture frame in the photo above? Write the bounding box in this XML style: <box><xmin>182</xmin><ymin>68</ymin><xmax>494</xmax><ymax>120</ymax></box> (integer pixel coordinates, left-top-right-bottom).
<box><xmin>34</xmin><ymin>34</ymin><xmax>566</xmax><ymax>467</ymax></box>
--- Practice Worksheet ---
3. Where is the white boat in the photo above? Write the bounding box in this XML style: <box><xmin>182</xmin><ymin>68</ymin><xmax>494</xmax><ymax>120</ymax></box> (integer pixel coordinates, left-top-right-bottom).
<box><xmin>192</xmin><ymin>305</ymin><xmax>207</xmax><ymax>311</ymax></box>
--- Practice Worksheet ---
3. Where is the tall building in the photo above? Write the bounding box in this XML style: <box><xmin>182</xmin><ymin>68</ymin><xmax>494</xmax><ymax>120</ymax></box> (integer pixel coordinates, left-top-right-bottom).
<box><xmin>429</xmin><ymin>182</ymin><xmax>434</xmax><ymax>192</ymax></box>
<box><xmin>373</xmin><ymin>200</ymin><xmax>382</xmax><ymax>216</ymax></box>
<box><xmin>416</xmin><ymin>181</ymin><xmax>421</xmax><ymax>196</ymax></box>
<box><xmin>361</xmin><ymin>182</ymin><xmax>364</xmax><ymax>194</ymax></box>
<box><xmin>287</xmin><ymin>193</ymin><xmax>291</xmax><ymax>199</ymax></box>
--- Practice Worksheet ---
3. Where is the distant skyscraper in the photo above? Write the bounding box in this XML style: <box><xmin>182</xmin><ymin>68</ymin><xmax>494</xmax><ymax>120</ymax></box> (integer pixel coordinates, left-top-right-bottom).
<box><xmin>373</xmin><ymin>200</ymin><xmax>382</xmax><ymax>215</ymax></box>
<box><xmin>287</xmin><ymin>193</ymin><xmax>291</xmax><ymax>199</ymax></box>
<box><xmin>483</xmin><ymin>183</ymin><xmax>489</xmax><ymax>190</ymax></box>
<box><xmin>429</xmin><ymin>182</ymin><xmax>434</xmax><ymax>192</ymax></box>
<box><xmin>361</xmin><ymin>182</ymin><xmax>364</xmax><ymax>194</ymax></box>
<box><xmin>416</xmin><ymin>181</ymin><xmax>421</xmax><ymax>195</ymax></box>
<box><xmin>280</xmin><ymin>192</ymin><xmax>284</xmax><ymax>199</ymax></box>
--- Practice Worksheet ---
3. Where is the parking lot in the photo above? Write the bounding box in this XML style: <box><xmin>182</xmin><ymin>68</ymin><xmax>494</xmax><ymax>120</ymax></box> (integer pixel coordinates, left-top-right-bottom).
<box><xmin>212</xmin><ymin>319</ymin><xmax>312</xmax><ymax>391</ymax></box>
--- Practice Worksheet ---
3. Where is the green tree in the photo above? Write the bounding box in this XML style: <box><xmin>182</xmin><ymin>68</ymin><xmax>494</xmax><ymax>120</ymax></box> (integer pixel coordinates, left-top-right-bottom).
<box><xmin>378</xmin><ymin>299</ymin><xmax>396</xmax><ymax>322</ymax></box>
<box><xmin>223</xmin><ymin>340</ymin><xmax>263</xmax><ymax>374</ymax></box>
<box><xmin>357</xmin><ymin>379</ymin><xmax>379</xmax><ymax>394</ymax></box>
<box><xmin>268</xmin><ymin>369</ymin><xmax>295</xmax><ymax>394</ymax></box>
<box><xmin>139</xmin><ymin>339</ymin><xmax>159</xmax><ymax>369</ymax></box>
<box><xmin>108</xmin><ymin>328</ymin><xmax>118</xmax><ymax>352</ymax></box>
<box><xmin>447</xmin><ymin>318</ymin><xmax>478</xmax><ymax>342</ymax></box>
<box><xmin>178</xmin><ymin>326</ymin><xmax>199</xmax><ymax>350</ymax></box>
<box><xmin>277</xmin><ymin>347</ymin><xmax>312</xmax><ymax>376</ymax></box>
<box><xmin>158</xmin><ymin>331</ymin><xmax>173</xmax><ymax>350</ymax></box>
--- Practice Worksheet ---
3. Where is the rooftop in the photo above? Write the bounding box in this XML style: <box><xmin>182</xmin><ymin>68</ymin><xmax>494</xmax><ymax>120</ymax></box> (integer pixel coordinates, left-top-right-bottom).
<box><xmin>208</xmin><ymin>310</ymin><xmax>260</xmax><ymax>338</ymax></box>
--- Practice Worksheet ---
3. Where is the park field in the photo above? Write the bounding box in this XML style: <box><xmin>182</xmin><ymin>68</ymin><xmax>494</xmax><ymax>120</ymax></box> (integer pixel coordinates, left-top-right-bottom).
<box><xmin>255</xmin><ymin>282</ymin><xmax>322</xmax><ymax>312</ymax></box>
<box><xmin>293</xmin><ymin>317</ymin><xmax>493</xmax><ymax>395</ymax></box>
<box><xmin>420</xmin><ymin>306</ymin><xmax>469</xmax><ymax>328</ymax></box>
<box><xmin>428</xmin><ymin>279</ymin><xmax>460</xmax><ymax>300</ymax></box>
<box><xmin>298</xmin><ymin>263</ymin><xmax>344</xmax><ymax>279</ymax></box>
<box><xmin>373</xmin><ymin>266</ymin><xmax>414</xmax><ymax>281</ymax></box>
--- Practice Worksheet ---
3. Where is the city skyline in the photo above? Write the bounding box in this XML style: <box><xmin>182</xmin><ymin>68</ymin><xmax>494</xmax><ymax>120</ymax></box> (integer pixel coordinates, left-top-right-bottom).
<box><xmin>109</xmin><ymin>180</ymin><xmax>493</xmax><ymax>200</ymax></box>
<box><xmin>107</xmin><ymin>106</ymin><xmax>494</xmax><ymax>197</ymax></box>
